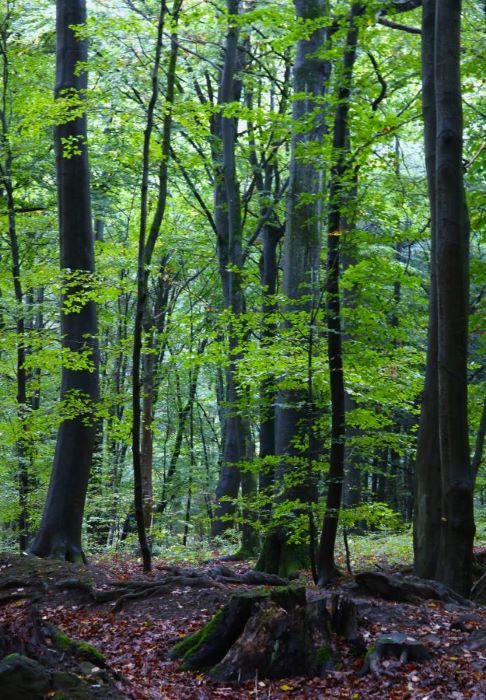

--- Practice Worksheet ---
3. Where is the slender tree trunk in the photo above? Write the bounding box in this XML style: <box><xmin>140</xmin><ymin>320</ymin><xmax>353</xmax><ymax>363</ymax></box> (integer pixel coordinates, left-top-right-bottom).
<box><xmin>141</xmin><ymin>267</ymin><xmax>172</xmax><ymax>529</ymax></box>
<box><xmin>29</xmin><ymin>0</ymin><xmax>99</xmax><ymax>562</ymax></box>
<box><xmin>434</xmin><ymin>0</ymin><xmax>474</xmax><ymax>596</ymax></box>
<box><xmin>317</xmin><ymin>4</ymin><xmax>360</xmax><ymax>586</ymax></box>
<box><xmin>211</xmin><ymin>0</ymin><xmax>247</xmax><ymax>537</ymax></box>
<box><xmin>159</xmin><ymin>353</ymin><xmax>203</xmax><ymax>514</ymax></box>
<box><xmin>182</xmin><ymin>402</ymin><xmax>195</xmax><ymax>546</ymax></box>
<box><xmin>258</xmin><ymin>221</ymin><xmax>283</xmax><ymax>516</ymax></box>
<box><xmin>341</xmin><ymin>173</ymin><xmax>363</xmax><ymax>531</ymax></box>
<box><xmin>131</xmin><ymin>1</ymin><xmax>180</xmax><ymax>570</ymax></box>
<box><xmin>0</xmin><ymin>19</ymin><xmax>30</xmax><ymax>551</ymax></box>
<box><xmin>240</xmin><ymin>424</ymin><xmax>260</xmax><ymax>556</ymax></box>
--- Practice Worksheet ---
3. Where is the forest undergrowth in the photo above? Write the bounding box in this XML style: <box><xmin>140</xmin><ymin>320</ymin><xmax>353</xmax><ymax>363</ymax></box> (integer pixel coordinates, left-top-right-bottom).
<box><xmin>0</xmin><ymin>546</ymin><xmax>485</xmax><ymax>700</ymax></box>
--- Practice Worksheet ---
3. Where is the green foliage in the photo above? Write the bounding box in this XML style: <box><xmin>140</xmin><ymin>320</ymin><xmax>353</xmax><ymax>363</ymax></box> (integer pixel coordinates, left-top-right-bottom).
<box><xmin>0</xmin><ymin>0</ymin><xmax>483</xmax><ymax>562</ymax></box>
<box><xmin>340</xmin><ymin>503</ymin><xmax>404</xmax><ymax>533</ymax></box>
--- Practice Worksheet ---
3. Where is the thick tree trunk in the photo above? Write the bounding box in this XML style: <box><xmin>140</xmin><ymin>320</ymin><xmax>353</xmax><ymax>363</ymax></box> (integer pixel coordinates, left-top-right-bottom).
<box><xmin>257</xmin><ymin>0</ymin><xmax>330</xmax><ymax>578</ymax></box>
<box><xmin>434</xmin><ymin>0</ymin><xmax>474</xmax><ymax>596</ymax></box>
<box><xmin>413</xmin><ymin>0</ymin><xmax>442</xmax><ymax>580</ymax></box>
<box><xmin>29</xmin><ymin>0</ymin><xmax>99</xmax><ymax>562</ymax></box>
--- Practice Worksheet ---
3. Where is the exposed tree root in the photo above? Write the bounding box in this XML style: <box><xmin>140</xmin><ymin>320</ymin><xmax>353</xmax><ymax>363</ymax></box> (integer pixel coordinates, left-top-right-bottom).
<box><xmin>471</xmin><ymin>570</ymin><xmax>486</xmax><ymax>603</ymax></box>
<box><xmin>355</xmin><ymin>572</ymin><xmax>471</xmax><ymax>605</ymax></box>
<box><xmin>358</xmin><ymin>632</ymin><xmax>431</xmax><ymax>676</ymax></box>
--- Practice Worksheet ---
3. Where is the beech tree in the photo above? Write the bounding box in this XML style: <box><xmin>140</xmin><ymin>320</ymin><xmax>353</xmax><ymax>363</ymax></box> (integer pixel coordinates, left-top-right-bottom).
<box><xmin>414</xmin><ymin>0</ymin><xmax>475</xmax><ymax>596</ymax></box>
<box><xmin>0</xmin><ymin>0</ymin><xmax>482</xmax><ymax>594</ymax></box>
<box><xmin>210</xmin><ymin>0</ymin><xmax>249</xmax><ymax>538</ymax></box>
<box><xmin>257</xmin><ymin>0</ymin><xmax>330</xmax><ymax>577</ymax></box>
<box><xmin>28</xmin><ymin>0</ymin><xmax>99</xmax><ymax>562</ymax></box>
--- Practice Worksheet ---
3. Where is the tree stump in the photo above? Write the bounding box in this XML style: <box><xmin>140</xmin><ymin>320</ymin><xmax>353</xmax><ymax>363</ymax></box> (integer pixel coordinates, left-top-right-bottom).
<box><xmin>171</xmin><ymin>586</ymin><xmax>332</xmax><ymax>681</ymax></box>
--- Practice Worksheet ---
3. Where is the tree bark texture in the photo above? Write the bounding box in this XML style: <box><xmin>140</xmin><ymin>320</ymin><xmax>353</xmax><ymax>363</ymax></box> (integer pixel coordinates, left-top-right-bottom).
<box><xmin>131</xmin><ymin>1</ymin><xmax>179</xmax><ymax>569</ymax></box>
<box><xmin>211</xmin><ymin>0</ymin><xmax>248</xmax><ymax>537</ymax></box>
<box><xmin>317</xmin><ymin>4</ymin><xmax>360</xmax><ymax>586</ymax></box>
<box><xmin>434</xmin><ymin>0</ymin><xmax>474</xmax><ymax>596</ymax></box>
<box><xmin>415</xmin><ymin>0</ymin><xmax>474</xmax><ymax>597</ymax></box>
<box><xmin>413</xmin><ymin>0</ymin><xmax>442</xmax><ymax>580</ymax></box>
<box><xmin>257</xmin><ymin>0</ymin><xmax>330</xmax><ymax>577</ymax></box>
<box><xmin>29</xmin><ymin>0</ymin><xmax>99</xmax><ymax>562</ymax></box>
<box><xmin>141</xmin><ymin>266</ymin><xmax>172</xmax><ymax>529</ymax></box>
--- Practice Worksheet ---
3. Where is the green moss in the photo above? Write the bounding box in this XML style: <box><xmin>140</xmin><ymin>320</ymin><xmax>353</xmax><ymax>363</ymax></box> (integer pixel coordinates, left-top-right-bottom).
<box><xmin>278</xmin><ymin>541</ymin><xmax>310</xmax><ymax>578</ymax></box>
<box><xmin>316</xmin><ymin>645</ymin><xmax>331</xmax><ymax>665</ymax></box>
<box><xmin>270</xmin><ymin>585</ymin><xmax>306</xmax><ymax>610</ymax></box>
<box><xmin>231</xmin><ymin>585</ymin><xmax>305</xmax><ymax>610</ymax></box>
<box><xmin>365</xmin><ymin>642</ymin><xmax>376</xmax><ymax>657</ymax></box>
<box><xmin>50</xmin><ymin>628</ymin><xmax>105</xmax><ymax>665</ymax></box>
<box><xmin>172</xmin><ymin>609</ymin><xmax>224</xmax><ymax>661</ymax></box>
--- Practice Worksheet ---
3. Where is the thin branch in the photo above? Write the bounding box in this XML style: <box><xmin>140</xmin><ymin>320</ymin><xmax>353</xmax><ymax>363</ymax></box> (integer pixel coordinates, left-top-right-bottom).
<box><xmin>169</xmin><ymin>145</ymin><xmax>217</xmax><ymax>235</ymax></box>
<box><xmin>378</xmin><ymin>17</ymin><xmax>421</xmax><ymax>34</ymax></box>
<box><xmin>367</xmin><ymin>52</ymin><xmax>387</xmax><ymax>111</ymax></box>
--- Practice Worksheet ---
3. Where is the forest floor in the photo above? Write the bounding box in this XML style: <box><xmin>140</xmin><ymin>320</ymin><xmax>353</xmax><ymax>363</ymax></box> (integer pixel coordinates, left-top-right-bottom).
<box><xmin>0</xmin><ymin>549</ymin><xmax>485</xmax><ymax>699</ymax></box>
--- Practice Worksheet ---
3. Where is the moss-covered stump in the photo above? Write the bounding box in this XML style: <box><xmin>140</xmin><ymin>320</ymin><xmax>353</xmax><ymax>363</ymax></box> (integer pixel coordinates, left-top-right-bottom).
<box><xmin>171</xmin><ymin>586</ymin><xmax>332</xmax><ymax>682</ymax></box>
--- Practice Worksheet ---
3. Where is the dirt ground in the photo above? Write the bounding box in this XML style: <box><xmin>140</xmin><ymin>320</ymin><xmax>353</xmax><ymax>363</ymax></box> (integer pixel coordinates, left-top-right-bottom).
<box><xmin>0</xmin><ymin>553</ymin><xmax>485</xmax><ymax>699</ymax></box>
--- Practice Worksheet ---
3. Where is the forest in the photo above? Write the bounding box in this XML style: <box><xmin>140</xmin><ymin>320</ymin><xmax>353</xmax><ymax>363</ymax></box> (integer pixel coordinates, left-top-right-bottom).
<box><xmin>0</xmin><ymin>0</ymin><xmax>485</xmax><ymax>697</ymax></box>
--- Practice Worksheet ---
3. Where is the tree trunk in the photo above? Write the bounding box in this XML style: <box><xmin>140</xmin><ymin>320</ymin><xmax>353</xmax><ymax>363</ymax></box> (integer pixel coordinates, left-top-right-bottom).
<box><xmin>240</xmin><ymin>425</ymin><xmax>260</xmax><ymax>557</ymax></box>
<box><xmin>131</xmin><ymin>1</ymin><xmax>179</xmax><ymax>570</ymax></box>
<box><xmin>159</xmin><ymin>351</ymin><xmax>202</xmax><ymax>514</ymax></box>
<box><xmin>317</xmin><ymin>4</ymin><xmax>360</xmax><ymax>586</ymax></box>
<box><xmin>413</xmin><ymin>0</ymin><xmax>442</xmax><ymax>580</ymax></box>
<box><xmin>29</xmin><ymin>0</ymin><xmax>99</xmax><ymax>562</ymax></box>
<box><xmin>258</xmin><ymin>220</ymin><xmax>284</xmax><ymax>519</ymax></box>
<box><xmin>211</xmin><ymin>0</ymin><xmax>247</xmax><ymax>537</ymax></box>
<box><xmin>472</xmin><ymin>397</ymin><xmax>486</xmax><ymax>482</ymax></box>
<box><xmin>141</xmin><ymin>267</ymin><xmax>172</xmax><ymax>530</ymax></box>
<box><xmin>257</xmin><ymin>0</ymin><xmax>330</xmax><ymax>578</ymax></box>
<box><xmin>434</xmin><ymin>0</ymin><xmax>474</xmax><ymax>596</ymax></box>
<box><xmin>0</xmin><ymin>18</ymin><xmax>30</xmax><ymax>552</ymax></box>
